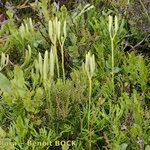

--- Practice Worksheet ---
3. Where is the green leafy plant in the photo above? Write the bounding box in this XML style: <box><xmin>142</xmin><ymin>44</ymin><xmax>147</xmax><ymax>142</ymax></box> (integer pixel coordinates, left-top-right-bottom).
<box><xmin>82</xmin><ymin>51</ymin><xmax>95</xmax><ymax>150</ymax></box>
<box><xmin>48</xmin><ymin>17</ymin><xmax>67</xmax><ymax>81</ymax></box>
<box><xmin>0</xmin><ymin>1</ymin><xmax>150</xmax><ymax>150</ymax></box>
<box><xmin>108</xmin><ymin>15</ymin><xmax>119</xmax><ymax>97</ymax></box>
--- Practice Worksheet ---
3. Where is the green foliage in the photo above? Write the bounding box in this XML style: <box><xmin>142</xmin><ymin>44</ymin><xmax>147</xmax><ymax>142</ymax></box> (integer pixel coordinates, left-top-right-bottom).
<box><xmin>0</xmin><ymin>72</ymin><xmax>10</xmax><ymax>92</ymax></box>
<box><xmin>123</xmin><ymin>52</ymin><xmax>148</xmax><ymax>91</ymax></box>
<box><xmin>0</xmin><ymin>0</ymin><xmax>150</xmax><ymax>150</ymax></box>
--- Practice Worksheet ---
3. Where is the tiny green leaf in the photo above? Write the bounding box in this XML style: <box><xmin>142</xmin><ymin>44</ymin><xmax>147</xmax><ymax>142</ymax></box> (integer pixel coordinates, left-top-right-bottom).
<box><xmin>0</xmin><ymin>73</ymin><xmax>11</xmax><ymax>92</ymax></box>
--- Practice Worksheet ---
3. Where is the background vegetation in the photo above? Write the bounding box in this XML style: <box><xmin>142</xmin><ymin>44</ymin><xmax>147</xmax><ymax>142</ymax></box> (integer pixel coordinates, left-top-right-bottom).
<box><xmin>0</xmin><ymin>0</ymin><xmax>150</xmax><ymax>149</ymax></box>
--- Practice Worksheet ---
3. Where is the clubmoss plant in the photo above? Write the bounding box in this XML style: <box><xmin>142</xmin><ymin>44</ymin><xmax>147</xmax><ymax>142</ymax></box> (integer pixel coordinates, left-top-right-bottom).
<box><xmin>48</xmin><ymin>17</ymin><xmax>67</xmax><ymax>81</ymax></box>
<box><xmin>34</xmin><ymin>49</ymin><xmax>55</xmax><ymax>82</ymax></box>
<box><xmin>57</xmin><ymin>19</ymin><xmax>67</xmax><ymax>83</ymax></box>
<box><xmin>83</xmin><ymin>51</ymin><xmax>95</xmax><ymax>150</ymax></box>
<box><xmin>0</xmin><ymin>1</ymin><xmax>150</xmax><ymax>149</ymax></box>
<box><xmin>49</xmin><ymin>18</ymin><xmax>60</xmax><ymax>78</ymax></box>
<box><xmin>34</xmin><ymin>49</ymin><xmax>55</xmax><ymax>123</ymax></box>
<box><xmin>108</xmin><ymin>15</ymin><xmax>119</xmax><ymax>98</ymax></box>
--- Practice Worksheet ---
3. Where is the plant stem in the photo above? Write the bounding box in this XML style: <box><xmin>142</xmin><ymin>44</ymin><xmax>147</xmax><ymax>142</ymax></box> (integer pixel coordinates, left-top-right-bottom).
<box><xmin>111</xmin><ymin>37</ymin><xmax>115</xmax><ymax>97</ymax></box>
<box><xmin>60</xmin><ymin>44</ymin><xmax>65</xmax><ymax>83</ymax></box>
<box><xmin>88</xmin><ymin>77</ymin><xmax>92</xmax><ymax>150</ymax></box>
<box><xmin>54</xmin><ymin>45</ymin><xmax>60</xmax><ymax>78</ymax></box>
